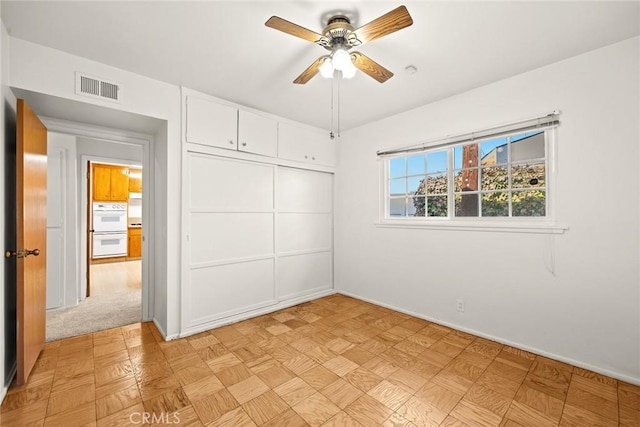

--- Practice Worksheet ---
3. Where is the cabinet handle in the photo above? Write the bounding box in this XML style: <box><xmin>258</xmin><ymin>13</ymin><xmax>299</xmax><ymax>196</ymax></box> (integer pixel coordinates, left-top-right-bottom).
<box><xmin>312</xmin><ymin>157</ymin><xmax>316</xmax><ymax>160</ymax></box>
<box><xmin>304</xmin><ymin>155</ymin><xmax>308</xmax><ymax>159</ymax></box>
<box><xmin>229</xmin><ymin>140</ymin><xmax>234</xmax><ymax>145</ymax></box>
<box><xmin>241</xmin><ymin>142</ymin><xmax>247</xmax><ymax>147</ymax></box>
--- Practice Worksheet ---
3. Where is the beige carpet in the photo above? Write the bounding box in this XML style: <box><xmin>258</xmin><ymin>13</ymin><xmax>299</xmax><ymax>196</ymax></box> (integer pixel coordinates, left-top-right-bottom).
<box><xmin>46</xmin><ymin>290</ymin><xmax>141</xmax><ymax>342</ymax></box>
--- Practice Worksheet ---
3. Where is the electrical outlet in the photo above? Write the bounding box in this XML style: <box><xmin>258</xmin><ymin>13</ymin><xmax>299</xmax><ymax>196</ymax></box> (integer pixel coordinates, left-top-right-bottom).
<box><xmin>457</xmin><ymin>299</ymin><xmax>465</xmax><ymax>312</ymax></box>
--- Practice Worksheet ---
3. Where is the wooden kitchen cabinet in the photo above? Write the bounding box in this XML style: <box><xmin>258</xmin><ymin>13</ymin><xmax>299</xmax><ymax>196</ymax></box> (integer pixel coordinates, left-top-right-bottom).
<box><xmin>129</xmin><ymin>168</ymin><xmax>142</xmax><ymax>192</ymax></box>
<box><xmin>93</xmin><ymin>164</ymin><xmax>112</xmax><ymax>201</ymax></box>
<box><xmin>128</xmin><ymin>227</ymin><xmax>142</xmax><ymax>258</ymax></box>
<box><xmin>93</xmin><ymin>163</ymin><xmax>130</xmax><ymax>201</ymax></box>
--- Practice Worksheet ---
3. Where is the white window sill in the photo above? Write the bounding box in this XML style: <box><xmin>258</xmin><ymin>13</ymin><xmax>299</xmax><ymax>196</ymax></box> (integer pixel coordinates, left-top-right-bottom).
<box><xmin>375</xmin><ymin>219</ymin><xmax>568</xmax><ymax>234</ymax></box>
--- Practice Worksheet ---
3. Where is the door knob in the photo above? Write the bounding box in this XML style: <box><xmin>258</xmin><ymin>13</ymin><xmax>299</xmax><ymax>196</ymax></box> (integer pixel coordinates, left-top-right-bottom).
<box><xmin>25</xmin><ymin>249</ymin><xmax>40</xmax><ymax>257</ymax></box>
<box><xmin>5</xmin><ymin>250</ymin><xmax>24</xmax><ymax>259</ymax></box>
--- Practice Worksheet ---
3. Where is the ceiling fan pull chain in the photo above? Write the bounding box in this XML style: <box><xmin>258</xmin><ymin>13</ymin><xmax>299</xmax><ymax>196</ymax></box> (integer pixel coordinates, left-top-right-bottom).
<box><xmin>330</xmin><ymin>76</ymin><xmax>335</xmax><ymax>139</ymax></box>
<box><xmin>337</xmin><ymin>74</ymin><xmax>341</xmax><ymax>138</ymax></box>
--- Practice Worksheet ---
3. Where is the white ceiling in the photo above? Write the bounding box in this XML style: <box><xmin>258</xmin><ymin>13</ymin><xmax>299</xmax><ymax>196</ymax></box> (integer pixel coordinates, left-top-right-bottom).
<box><xmin>2</xmin><ymin>1</ymin><xmax>639</xmax><ymax>131</ymax></box>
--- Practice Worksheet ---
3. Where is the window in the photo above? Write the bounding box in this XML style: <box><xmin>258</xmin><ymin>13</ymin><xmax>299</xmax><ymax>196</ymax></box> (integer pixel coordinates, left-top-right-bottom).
<box><xmin>386</xmin><ymin>130</ymin><xmax>548</xmax><ymax>219</ymax></box>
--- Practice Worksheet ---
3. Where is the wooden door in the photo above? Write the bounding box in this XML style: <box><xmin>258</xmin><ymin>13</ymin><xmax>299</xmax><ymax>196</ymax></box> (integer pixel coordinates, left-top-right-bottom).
<box><xmin>92</xmin><ymin>163</ymin><xmax>111</xmax><ymax>201</ymax></box>
<box><xmin>110</xmin><ymin>166</ymin><xmax>129</xmax><ymax>201</ymax></box>
<box><xmin>15</xmin><ymin>99</ymin><xmax>47</xmax><ymax>385</ymax></box>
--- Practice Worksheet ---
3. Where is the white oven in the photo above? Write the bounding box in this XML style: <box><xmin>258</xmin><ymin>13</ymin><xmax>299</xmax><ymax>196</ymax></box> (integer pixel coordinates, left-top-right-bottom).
<box><xmin>93</xmin><ymin>202</ymin><xmax>128</xmax><ymax>232</ymax></box>
<box><xmin>92</xmin><ymin>202</ymin><xmax>128</xmax><ymax>258</ymax></box>
<box><xmin>93</xmin><ymin>233</ymin><xmax>128</xmax><ymax>258</ymax></box>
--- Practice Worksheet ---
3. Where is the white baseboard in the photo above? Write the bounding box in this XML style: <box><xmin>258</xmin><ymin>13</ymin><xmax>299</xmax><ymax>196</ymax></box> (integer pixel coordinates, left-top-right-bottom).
<box><xmin>338</xmin><ymin>290</ymin><xmax>640</xmax><ymax>386</ymax></box>
<box><xmin>177</xmin><ymin>289</ymin><xmax>337</xmax><ymax>339</ymax></box>
<box><xmin>152</xmin><ymin>318</ymin><xmax>172</xmax><ymax>341</ymax></box>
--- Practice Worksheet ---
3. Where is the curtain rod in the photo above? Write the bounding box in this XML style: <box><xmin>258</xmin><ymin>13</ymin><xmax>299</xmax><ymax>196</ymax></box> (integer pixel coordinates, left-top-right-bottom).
<box><xmin>376</xmin><ymin>110</ymin><xmax>560</xmax><ymax>157</ymax></box>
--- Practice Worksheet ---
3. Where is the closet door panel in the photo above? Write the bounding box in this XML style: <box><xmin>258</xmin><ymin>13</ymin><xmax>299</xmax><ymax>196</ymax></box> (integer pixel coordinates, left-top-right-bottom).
<box><xmin>277</xmin><ymin>252</ymin><xmax>331</xmax><ymax>299</ymax></box>
<box><xmin>276</xmin><ymin>213</ymin><xmax>332</xmax><ymax>253</ymax></box>
<box><xmin>189</xmin><ymin>259</ymin><xmax>275</xmax><ymax>324</ymax></box>
<box><xmin>277</xmin><ymin>167</ymin><xmax>332</xmax><ymax>213</ymax></box>
<box><xmin>189</xmin><ymin>154</ymin><xmax>274</xmax><ymax>211</ymax></box>
<box><xmin>190</xmin><ymin>212</ymin><xmax>273</xmax><ymax>264</ymax></box>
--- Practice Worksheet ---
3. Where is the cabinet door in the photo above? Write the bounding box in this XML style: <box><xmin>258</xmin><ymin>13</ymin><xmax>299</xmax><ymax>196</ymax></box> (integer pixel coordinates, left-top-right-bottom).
<box><xmin>93</xmin><ymin>164</ymin><xmax>111</xmax><ymax>201</ymax></box>
<box><xmin>128</xmin><ymin>228</ymin><xmax>141</xmax><ymax>258</ymax></box>
<box><xmin>129</xmin><ymin>168</ymin><xmax>142</xmax><ymax>192</ymax></box>
<box><xmin>238</xmin><ymin>110</ymin><xmax>277</xmax><ymax>158</ymax></box>
<box><xmin>110</xmin><ymin>167</ymin><xmax>130</xmax><ymax>201</ymax></box>
<box><xmin>278</xmin><ymin>122</ymin><xmax>336</xmax><ymax>166</ymax></box>
<box><xmin>186</xmin><ymin>96</ymin><xmax>238</xmax><ymax>150</ymax></box>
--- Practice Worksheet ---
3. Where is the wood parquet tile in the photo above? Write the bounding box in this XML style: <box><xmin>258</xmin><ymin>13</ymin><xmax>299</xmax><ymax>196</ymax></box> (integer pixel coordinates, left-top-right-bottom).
<box><xmin>1</xmin><ymin>294</ymin><xmax>638</xmax><ymax>426</ymax></box>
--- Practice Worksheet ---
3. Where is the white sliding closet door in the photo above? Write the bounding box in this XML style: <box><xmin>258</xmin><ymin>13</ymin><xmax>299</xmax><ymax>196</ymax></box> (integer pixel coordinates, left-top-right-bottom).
<box><xmin>185</xmin><ymin>153</ymin><xmax>276</xmax><ymax>327</ymax></box>
<box><xmin>276</xmin><ymin>167</ymin><xmax>333</xmax><ymax>299</ymax></box>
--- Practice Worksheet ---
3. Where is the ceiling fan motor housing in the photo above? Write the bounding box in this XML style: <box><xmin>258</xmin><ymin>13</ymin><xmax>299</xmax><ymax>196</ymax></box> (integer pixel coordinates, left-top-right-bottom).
<box><xmin>318</xmin><ymin>15</ymin><xmax>361</xmax><ymax>50</ymax></box>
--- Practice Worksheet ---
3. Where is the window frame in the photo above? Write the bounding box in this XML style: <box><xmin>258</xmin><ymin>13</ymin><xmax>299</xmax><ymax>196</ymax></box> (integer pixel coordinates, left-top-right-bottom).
<box><xmin>377</xmin><ymin>127</ymin><xmax>567</xmax><ymax>234</ymax></box>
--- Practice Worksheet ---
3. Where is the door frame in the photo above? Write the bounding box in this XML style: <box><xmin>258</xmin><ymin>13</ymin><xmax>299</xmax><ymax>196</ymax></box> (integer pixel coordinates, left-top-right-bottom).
<box><xmin>42</xmin><ymin>117</ymin><xmax>154</xmax><ymax>321</ymax></box>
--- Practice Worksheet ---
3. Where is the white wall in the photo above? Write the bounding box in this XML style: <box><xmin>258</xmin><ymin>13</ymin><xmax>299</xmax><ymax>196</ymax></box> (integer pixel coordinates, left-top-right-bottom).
<box><xmin>46</xmin><ymin>132</ymin><xmax>78</xmax><ymax>310</ymax></box>
<box><xmin>336</xmin><ymin>37</ymin><xmax>640</xmax><ymax>383</ymax></box>
<box><xmin>8</xmin><ymin>37</ymin><xmax>182</xmax><ymax>337</ymax></box>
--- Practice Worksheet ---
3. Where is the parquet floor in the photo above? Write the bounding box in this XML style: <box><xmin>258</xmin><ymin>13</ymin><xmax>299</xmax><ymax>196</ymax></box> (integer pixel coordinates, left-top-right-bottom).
<box><xmin>1</xmin><ymin>294</ymin><xmax>638</xmax><ymax>426</ymax></box>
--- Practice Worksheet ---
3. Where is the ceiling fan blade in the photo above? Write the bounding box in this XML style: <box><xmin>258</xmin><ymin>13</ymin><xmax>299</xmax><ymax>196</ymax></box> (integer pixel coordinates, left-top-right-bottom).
<box><xmin>351</xmin><ymin>52</ymin><xmax>394</xmax><ymax>83</ymax></box>
<box><xmin>293</xmin><ymin>56</ymin><xmax>326</xmax><ymax>84</ymax></box>
<box><xmin>265</xmin><ymin>16</ymin><xmax>322</xmax><ymax>43</ymax></box>
<box><xmin>352</xmin><ymin>5</ymin><xmax>413</xmax><ymax>45</ymax></box>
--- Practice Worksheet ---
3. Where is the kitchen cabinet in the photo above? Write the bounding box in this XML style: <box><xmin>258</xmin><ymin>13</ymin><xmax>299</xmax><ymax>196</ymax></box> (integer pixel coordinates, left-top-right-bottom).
<box><xmin>278</xmin><ymin>122</ymin><xmax>336</xmax><ymax>166</ymax></box>
<box><xmin>128</xmin><ymin>227</ymin><xmax>141</xmax><ymax>258</ymax></box>
<box><xmin>93</xmin><ymin>164</ymin><xmax>129</xmax><ymax>201</ymax></box>
<box><xmin>129</xmin><ymin>168</ymin><xmax>142</xmax><ymax>192</ymax></box>
<box><xmin>186</xmin><ymin>95</ymin><xmax>278</xmax><ymax>157</ymax></box>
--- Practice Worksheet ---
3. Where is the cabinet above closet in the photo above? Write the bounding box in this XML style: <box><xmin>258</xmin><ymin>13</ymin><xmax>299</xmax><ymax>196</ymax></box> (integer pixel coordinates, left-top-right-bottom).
<box><xmin>183</xmin><ymin>90</ymin><xmax>336</xmax><ymax>168</ymax></box>
<box><xmin>185</xmin><ymin>95</ymin><xmax>277</xmax><ymax>158</ymax></box>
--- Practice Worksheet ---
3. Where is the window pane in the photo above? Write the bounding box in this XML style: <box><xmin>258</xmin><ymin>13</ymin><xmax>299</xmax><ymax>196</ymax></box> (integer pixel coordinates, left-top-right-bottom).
<box><xmin>408</xmin><ymin>176</ymin><xmax>424</xmax><ymax>195</ymax></box>
<box><xmin>455</xmin><ymin>193</ymin><xmax>478</xmax><ymax>217</ymax></box>
<box><xmin>480</xmin><ymin>137</ymin><xmax>508</xmax><ymax>165</ymax></box>
<box><xmin>389</xmin><ymin>198</ymin><xmax>406</xmax><ymax>216</ymax></box>
<box><xmin>512</xmin><ymin>163</ymin><xmax>545</xmax><ymax>189</ymax></box>
<box><xmin>513</xmin><ymin>190</ymin><xmax>546</xmax><ymax>216</ymax></box>
<box><xmin>454</xmin><ymin>169</ymin><xmax>478</xmax><ymax>192</ymax></box>
<box><xmin>407</xmin><ymin>154</ymin><xmax>426</xmax><ymax>176</ymax></box>
<box><xmin>482</xmin><ymin>192</ymin><xmax>509</xmax><ymax>216</ymax></box>
<box><xmin>481</xmin><ymin>166</ymin><xmax>508</xmax><ymax>191</ymax></box>
<box><xmin>389</xmin><ymin>157</ymin><xmax>406</xmax><ymax>178</ymax></box>
<box><xmin>511</xmin><ymin>131</ymin><xmax>544</xmax><ymax>162</ymax></box>
<box><xmin>427</xmin><ymin>196</ymin><xmax>447</xmax><ymax>217</ymax></box>
<box><xmin>454</xmin><ymin>146</ymin><xmax>462</xmax><ymax>169</ymax></box>
<box><xmin>426</xmin><ymin>173</ymin><xmax>447</xmax><ymax>195</ymax></box>
<box><xmin>389</xmin><ymin>178</ymin><xmax>406</xmax><ymax>196</ymax></box>
<box><xmin>409</xmin><ymin>196</ymin><xmax>425</xmax><ymax>217</ymax></box>
<box><xmin>427</xmin><ymin>150</ymin><xmax>447</xmax><ymax>173</ymax></box>
<box><xmin>455</xmin><ymin>143</ymin><xmax>478</xmax><ymax>168</ymax></box>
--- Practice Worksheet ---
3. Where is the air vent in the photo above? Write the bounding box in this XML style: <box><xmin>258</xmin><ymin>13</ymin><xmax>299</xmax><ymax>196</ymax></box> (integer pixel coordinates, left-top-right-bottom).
<box><xmin>75</xmin><ymin>72</ymin><xmax>121</xmax><ymax>103</ymax></box>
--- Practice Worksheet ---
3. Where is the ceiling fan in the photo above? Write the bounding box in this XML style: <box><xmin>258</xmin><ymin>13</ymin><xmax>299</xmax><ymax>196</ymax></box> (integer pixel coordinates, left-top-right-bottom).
<box><xmin>265</xmin><ymin>5</ymin><xmax>413</xmax><ymax>84</ymax></box>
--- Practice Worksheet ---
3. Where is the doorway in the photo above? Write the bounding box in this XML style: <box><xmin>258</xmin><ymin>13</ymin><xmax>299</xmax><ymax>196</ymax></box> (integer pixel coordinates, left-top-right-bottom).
<box><xmin>43</xmin><ymin>131</ymin><xmax>152</xmax><ymax>341</ymax></box>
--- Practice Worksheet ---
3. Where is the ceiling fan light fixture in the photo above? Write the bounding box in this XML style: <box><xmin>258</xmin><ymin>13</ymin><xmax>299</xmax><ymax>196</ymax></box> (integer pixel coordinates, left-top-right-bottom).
<box><xmin>319</xmin><ymin>57</ymin><xmax>334</xmax><ymax>78</ymax></box>
<box><xmin>341</xmin><ymin>61</ymin><xmax>357</xmax><ymax>79</ymax></box>
<box><xmin>331</xmin><ymin>48</ymin><xmax>351</xmax><ymax>71</ymax></box>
